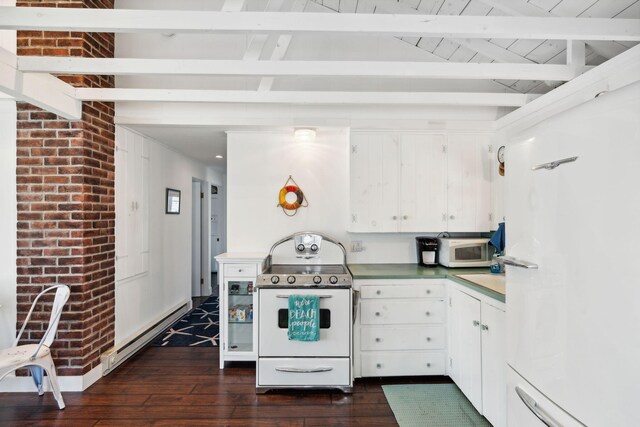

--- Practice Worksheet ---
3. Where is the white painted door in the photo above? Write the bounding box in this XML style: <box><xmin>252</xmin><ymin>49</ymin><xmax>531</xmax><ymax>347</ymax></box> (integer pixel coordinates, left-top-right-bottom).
<box><xmin>399</xmin><ymin>134</ymin><xmax>448</xmax><ymax>232</ymax></box>
<box><xmin>481</xmin><ymin>302</ymin><xmax>506</xmax><ymax>427</ymax></box>
<box><xmin>191</xmin><ymin>181</ymin><xmax>202</xmax><ymax>297</ymax></box>
<box><xmin>115</xmin><ymin>127</ymin><xmax>149</xmax><ymax>281</ymax></box>
<box><xmin>210</xmin><ymin>189</ymin><xmax>223</xmax><ymax>272</ymax></box>
<box><xmin>449</xmin><ymin>288</ymin><xmax>482</xmax><ymax>412</ymax></box>
<box><xmin>447</xmin><ymin>134</ymin><xmax>492</xmax><ymax>232</ymax></box>
<box><xmin>349</xmin><ymin>133</ymin><xmax>399</xmax><ymax>232</ymax></box>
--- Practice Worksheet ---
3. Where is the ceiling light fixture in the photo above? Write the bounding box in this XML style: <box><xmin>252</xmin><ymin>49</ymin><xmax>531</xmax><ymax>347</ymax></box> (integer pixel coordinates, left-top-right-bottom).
<box><xmin>294</xmin><ymin>128</ymin><xmax>316</xmax><ymax>143</ymax></box>
<box><xmin>216</xmin><ymin>155</ymin><xmax>223</xmax><ymax>159</ymax></box>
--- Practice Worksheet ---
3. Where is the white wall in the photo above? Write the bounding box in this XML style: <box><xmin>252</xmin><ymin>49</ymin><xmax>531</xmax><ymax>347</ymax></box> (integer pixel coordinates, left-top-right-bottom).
<box><xmin>115</xmin><ymin>128</ymin><xmax>210</xmax><ymax>346</ymax></box>
<box><xmin>0</xmin><ymin>0</ymin><xmax>16</xmax><ymax>349</ymax></box>
<box><xmin>226</xmin><ymin>130</ymin><xmax>454</xmax><ymax>264</ymax></box>
<box><xmin>0</xmin><ymin>100</ymin><xmax>17</xmax><ymax>349</ymax></box>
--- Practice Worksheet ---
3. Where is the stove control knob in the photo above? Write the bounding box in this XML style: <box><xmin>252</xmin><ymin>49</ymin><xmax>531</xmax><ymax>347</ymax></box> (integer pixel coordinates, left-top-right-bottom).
<box><xmin>310</xmin><ymin>244</ymin><xmax>319</xmax><ymax>252</ymax></box>
<box><xmin>329</xmin><ymin>276</ymin><xmax>338</xmax><ymax>284</ymax></box>
<box><xmin>270</xmin><ymin>276</ymin><xmax>280</xmax><ymax>284</ymax></box>
<box><xmin>287</xmin><ymin>275</ymin><xmax>296</xmax><ymax>284</ymax></box>
<box><xmin>296</xmin><ymin>244</ymin><xmax>305</xmax><ymax>252</ymax></box>
<box><xmin>313</xmin><ymin>275</ymin><xmax>322</xmax><ymax>284</ymax></box>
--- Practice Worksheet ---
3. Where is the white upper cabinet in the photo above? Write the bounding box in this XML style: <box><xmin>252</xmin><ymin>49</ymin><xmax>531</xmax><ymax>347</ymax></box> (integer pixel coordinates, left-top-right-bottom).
<box><xmin>399</xmin><ymin>134</ymin><xmax>448</xmax><ymax>232</ymax></box>
<box><xmin>349</xmin><ymin>132</ymin><xmax>399</xmax><ymax>232</ymax></box>
<box><xmin>447</xmin><ymin>134</ymin><xmax>492</xmax><ymax>232</ymax></box>
<box><xmin>115</xmin><ymin>126</ymin><xmax>150</xmax><ymax>281</ymax></box>
<box><xmin>350</xmin><ymin>130</ymin><xmax>492</xmax><ymax>233</ymax></box>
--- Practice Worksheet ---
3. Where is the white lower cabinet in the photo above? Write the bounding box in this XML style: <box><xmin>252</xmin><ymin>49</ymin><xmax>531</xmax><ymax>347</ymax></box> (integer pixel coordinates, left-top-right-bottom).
<box><xmin>448</xmin><ymin>283</ymin><xmax>506</xmax><ymax>427</ymax></box>
<box><xmin>354</xmin><ymin>280</ymin><xmax>447</xmax><ymax>378</ymax></box>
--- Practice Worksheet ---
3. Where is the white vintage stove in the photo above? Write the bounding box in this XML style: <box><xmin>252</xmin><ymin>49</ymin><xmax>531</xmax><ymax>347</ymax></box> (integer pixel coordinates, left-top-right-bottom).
<box><xmin>255</xmin><ymin>232</ymin><xmax>354</xmax><ymax>394</ymax></box>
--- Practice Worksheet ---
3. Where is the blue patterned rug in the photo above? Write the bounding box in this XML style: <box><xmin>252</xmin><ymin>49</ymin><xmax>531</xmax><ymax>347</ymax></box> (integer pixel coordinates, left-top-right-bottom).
<box><xmin>154</xmin><ymin>295</ymin><xmax>219</xmax><ymax>347</ymax></box>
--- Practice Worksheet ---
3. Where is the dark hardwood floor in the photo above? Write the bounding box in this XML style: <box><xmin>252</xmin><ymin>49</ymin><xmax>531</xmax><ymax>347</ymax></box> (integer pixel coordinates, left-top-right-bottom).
<box><xmin>0</xmin><ymin>346</ymin><xmax>452</xmax><ymax>426</ymax></box>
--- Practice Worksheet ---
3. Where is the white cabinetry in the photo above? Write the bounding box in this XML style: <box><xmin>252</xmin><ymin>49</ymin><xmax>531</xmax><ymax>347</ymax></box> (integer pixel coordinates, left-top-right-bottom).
<box><xmin>349</xmin><ymin>131</ymin><xmax>491</xmax><ymax>233</ymax></box>
<box><xmin>216</xmin><ymin>253</ymin><xmax>266</xmax><ymax>369</ymax></box>
<box><xmin>115</xmin><ymin>126</ymin><xmax>149</xmax><ymax>281</ymax></box>
<box><xmin>447</xmin><ymin>134</ymin><xmax>492</xmax><ymax>232</ymax></box>
<box><xmin>354</xmin><ymin>279</ymin><xmax>447</xmax><ymax>377</ymax></box>
<box><xmin>448</xmin><ymin>283</ymin><xmax>506</xmax><ymax>427</ymax></box>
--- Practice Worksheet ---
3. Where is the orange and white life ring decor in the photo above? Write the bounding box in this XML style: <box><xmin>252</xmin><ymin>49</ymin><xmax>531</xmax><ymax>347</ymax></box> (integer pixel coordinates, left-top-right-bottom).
<box><xmin>277</xmin><ymin>175</ymin><xmax>308</xmax><ymax>216</ymax></box>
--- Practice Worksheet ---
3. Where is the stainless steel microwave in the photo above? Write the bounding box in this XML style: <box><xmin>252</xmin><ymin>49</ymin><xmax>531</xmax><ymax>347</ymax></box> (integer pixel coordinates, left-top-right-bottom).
<box><xmin>437</xmin><ymin>238</ymin><xmax>492</xmax><ymax>267</ymax></box>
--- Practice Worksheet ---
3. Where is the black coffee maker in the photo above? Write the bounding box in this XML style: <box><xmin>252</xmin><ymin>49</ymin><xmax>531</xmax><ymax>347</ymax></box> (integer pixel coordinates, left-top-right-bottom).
<box><xmin>416</xmin><ymin>237</ymin><xmax>439</xmax><ymax>267</ymax></box>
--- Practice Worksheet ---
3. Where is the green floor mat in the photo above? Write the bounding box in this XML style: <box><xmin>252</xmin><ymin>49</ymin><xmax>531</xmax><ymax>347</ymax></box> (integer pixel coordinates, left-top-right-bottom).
<box><xmin>382</xmin><ymin>383</ymin><xmax>492</xmax><ymax>427</ymax></box>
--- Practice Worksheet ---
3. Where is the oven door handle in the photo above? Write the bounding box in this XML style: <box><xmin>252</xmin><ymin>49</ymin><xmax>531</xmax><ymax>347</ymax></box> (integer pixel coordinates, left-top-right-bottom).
<box><xmin>276</xmin><ymin>295</ymin><xmax>333</xmax><ymax>298</ymax></box>
<box><xmin>275</xmin><ymin>367</ymin><xmax>333</xmax><ymax>373</ymax></box>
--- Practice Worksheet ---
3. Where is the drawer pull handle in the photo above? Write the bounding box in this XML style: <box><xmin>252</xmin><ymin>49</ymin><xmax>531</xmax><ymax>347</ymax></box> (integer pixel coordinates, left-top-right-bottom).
<box><xmin>481</xmin><ymin>324</ymin><xmax>489</xmax><ymax>331</ymax></box>
<box><xmin>376</xmin><ymin>363</ymin><xmax>382</xmax><ymax>369</ymax></box>
<box><xmin>426</xmin><ymin>363</ymin><xmax>431</xmax><ymax>368</ymax></box>
<box><xmin>238</xmin><ymin>269</ymin><xmax>243</xmax><ymax>272</ymax></box>
<box><xmin>426</xmin><ymin>311</ymin><xmax>431</xmax><ymax>316</ymax></box>
<box><xmin>376</xmin><ymin>290</ymin><xmax>381</xmax><ymax>295</ymax></box>
<box><xmin>426</xmin><ymin>289</ymin><xmax>431</xmax><ymax>294</ymax></box>
<box><xmin>426</xmin><ymin>337</ymin><xmax>431</xmax><ymax>342</ymax></box>
<box><xmin>275</xmin><ymin>367</ymin><xmax>333</xmax><ymax>373</ymax></box>
<box><xmin>473</xmin><ymin>320</ymin><xmax>480</xmax><ymax>327</ymax></box>
<box><xmin>375</xmin><ymin>312</ymin><xmax>381</xmax><ymax>317</ymax></box>
<box><xmin>375</xmin><ymin>338</ymin><xmax>381</xmax><ymax>342</ymax></box>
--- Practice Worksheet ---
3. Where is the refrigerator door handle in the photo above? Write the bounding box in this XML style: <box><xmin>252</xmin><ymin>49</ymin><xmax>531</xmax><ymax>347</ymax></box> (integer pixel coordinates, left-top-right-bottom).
<box><xmin>531</xmin><ymin>156</ymin><xmax>578</xmax><ymax>171</ymax></box>
<box><xmin>515</xmin><ymin>386</ymin><xmax>563</xmax><ymax>427</ymax></box>
<box><xmin>502</xmin><ymin>256</ymin><xmax>539</xmax><ymax>269</ymax></box>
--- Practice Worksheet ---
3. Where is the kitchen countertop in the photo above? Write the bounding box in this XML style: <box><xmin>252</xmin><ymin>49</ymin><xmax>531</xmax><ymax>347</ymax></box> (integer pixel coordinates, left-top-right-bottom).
<box><xmin>348</xmin><ymin>263</ymin><xmax>505</xmax><ymax>303</ymax></box>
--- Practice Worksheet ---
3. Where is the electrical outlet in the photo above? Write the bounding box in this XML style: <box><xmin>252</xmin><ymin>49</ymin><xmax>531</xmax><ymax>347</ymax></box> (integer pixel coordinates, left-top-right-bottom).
<box><xmin>350</xmin><ymin>240</ymin><xmax>364</xmax><ymax>252</ymax></box>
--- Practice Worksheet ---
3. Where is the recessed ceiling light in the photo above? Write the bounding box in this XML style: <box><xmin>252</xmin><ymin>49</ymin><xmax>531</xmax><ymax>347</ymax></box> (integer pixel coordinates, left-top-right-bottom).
<box><xmin>216</xmin><ymin>155</ymin><xmax>223</xmax><ymax>159</ymax></box>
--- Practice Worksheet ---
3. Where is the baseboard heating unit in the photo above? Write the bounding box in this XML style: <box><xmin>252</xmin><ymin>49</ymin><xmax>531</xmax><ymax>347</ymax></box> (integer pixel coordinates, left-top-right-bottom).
<box><xmin>100</xmin><ymin>301</ymin><xmax>190</xmax><ymax>375</ymax></box>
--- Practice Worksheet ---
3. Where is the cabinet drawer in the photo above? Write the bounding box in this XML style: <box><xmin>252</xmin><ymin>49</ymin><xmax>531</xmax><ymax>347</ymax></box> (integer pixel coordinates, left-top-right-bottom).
<box><xmin>360</xmin><ymin>299</ymin><xmax>446</xmax><ymax>325</ymax></box>
<box><xmin>224</xmin><ymin>263</ymin><xmax>256</xmax><ymax>277</ymax></box>
<box><xmin>361</xmin><ymin>326</ymin><xmax>445</xmax><ymax>351</ymax></box>
<box><xmin>361</xmin><ymin>283</ymin><xmax>445</xmax><ymax>299</ymax></box>
<box><xmin>258</xmin><ymin>357</ymin><xmax>350</xmax><ymax>386</ymax></box>
<box><xmin>361</xmin><ymin>351</ymin><xmax>446</xmax><ymax>377</ymax></box>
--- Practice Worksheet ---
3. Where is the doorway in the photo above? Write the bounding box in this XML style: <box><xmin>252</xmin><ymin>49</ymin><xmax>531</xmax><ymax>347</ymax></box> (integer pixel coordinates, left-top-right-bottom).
<box><xmin>191</xmin><ymin>179</ymin><xmax>210</xmax><ymax>298</ymax></box>
<box><xmin>210</xmin><ymin>184</ymin><xmax>225</xmax><ymax>297</ymax></box>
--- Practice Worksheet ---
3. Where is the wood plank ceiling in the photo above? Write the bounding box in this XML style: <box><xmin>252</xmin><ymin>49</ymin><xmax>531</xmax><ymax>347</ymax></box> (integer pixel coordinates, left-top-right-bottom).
<box><xmin>310</xmin><ymin>0</ymin><xmax>640</xmax><ymax>94</ymax></box>
<box><xmin>0</xmin><ymin>0</ymin><xmax>638</xmax><ymax>116</ymax></box>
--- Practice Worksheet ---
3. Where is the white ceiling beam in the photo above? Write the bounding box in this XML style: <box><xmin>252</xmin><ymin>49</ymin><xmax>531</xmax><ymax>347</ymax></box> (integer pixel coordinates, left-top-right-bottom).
<box><xmin>0</xmin><ymin>47</ymin><xmax>81</xmax><ymax>120</ymax></box>
<box><xmin>221</xmin><ymin>0</ymin><xmax>245</xmax><ymax>12</ymax></box>
<box><xmin>19</xmin><ymin>57</ymin><xmax>589</xmax><ymax>81</ymax></box>
<box><xmin>258</xmin><ymin>0</ymin><xmax>307</xmax><ymax>92</ymax></box>
<box><xmin>362</xmin><ymin>0</ymin><xmax>536</xmax><ymax>66</ymax></box>
<box><xmin>453</xmin><ymin>38</ymin><xmax>535</xmax><ymax>64</ymax></box>
<box><xmin>567</xmin><ymin>41</ymin><xmax>585</xmax><ymax>72</ymax></box>
<box><xmin>0</xmin><ymin>7</ymin><xmax>638</xmax><ymax>41</ymax></box>
<box><xmin>74</xmin><ymin>88</ymin><xmax>538</xmax><ymax>107</ymax></box>
<box><xmin>477</xmin><ymin>0</ymin><xmax>631</xmax><ymax>59</ymax></box>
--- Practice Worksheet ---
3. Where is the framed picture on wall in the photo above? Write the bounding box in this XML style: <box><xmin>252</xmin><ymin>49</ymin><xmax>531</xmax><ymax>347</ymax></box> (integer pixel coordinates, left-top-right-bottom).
<box><xmin>166</xmin><ymin>188</ymin><xmax>181</xmax><ymax>214</ymax></box>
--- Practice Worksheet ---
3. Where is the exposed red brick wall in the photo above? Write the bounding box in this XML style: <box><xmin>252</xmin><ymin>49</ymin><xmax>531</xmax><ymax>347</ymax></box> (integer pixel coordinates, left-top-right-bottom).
<box><xmin>16</xmin><ymin>0</ymin><xmax>116</xmax><ymax>375</ymax></box>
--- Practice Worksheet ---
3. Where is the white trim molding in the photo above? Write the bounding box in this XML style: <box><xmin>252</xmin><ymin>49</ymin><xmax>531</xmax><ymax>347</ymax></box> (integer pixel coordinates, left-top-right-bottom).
<box><xmin>0</xmin><ymin>364</ymin><xmax>102</xmax><ymax>392</ymax></box>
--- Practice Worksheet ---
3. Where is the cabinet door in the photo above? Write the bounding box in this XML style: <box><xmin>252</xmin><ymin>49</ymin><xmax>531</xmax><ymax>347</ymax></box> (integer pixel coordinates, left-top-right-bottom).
<box><xmin>115</xmin><ymin>126</ymin><xmax>150</xmax><ymax>280</ymax></box>
<box><xmin>481</xmin><ymin>302</ymin><xmax>506</xmax><ymax>427</ymax></box>
<box><xmin>447</xmin><ymin>134</ymin><xmax>492</xmax><ymax>232</ymax></box>
<box><xmin>449</xmin><ymin>288</ymin><xmax>482</xmax><ymax>411</ymax></box>
<box><xmin>398</xmin><ymin>134</ymin><xmax>447</xmax><ymax>232</ymax></box>
<box><xmin>350</xmin><ymin>133</ymin><xmax>399</xmax><ymax>232</ymax></box>
<box><xmin>224</xmin><ymin>278</ymin><xmax>255</xmax><ymax>354</ymax></box>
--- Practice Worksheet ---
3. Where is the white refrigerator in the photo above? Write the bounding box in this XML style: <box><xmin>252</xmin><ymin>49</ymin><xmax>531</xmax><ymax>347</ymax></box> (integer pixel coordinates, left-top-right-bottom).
<box><xmin>505</xmin><ymin>82</ymin><xmax>640</xmax><ymax>426</ymax></box>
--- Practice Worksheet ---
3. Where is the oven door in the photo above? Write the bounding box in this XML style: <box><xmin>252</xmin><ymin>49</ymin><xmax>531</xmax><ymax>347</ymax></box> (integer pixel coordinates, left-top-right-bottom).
<box><xmin>258</xmin><ymin>288</ymin><xmax>351</xmax><ymax>357</ymax></box>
